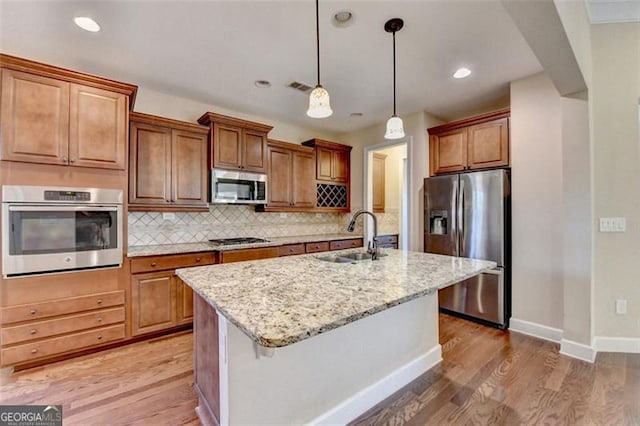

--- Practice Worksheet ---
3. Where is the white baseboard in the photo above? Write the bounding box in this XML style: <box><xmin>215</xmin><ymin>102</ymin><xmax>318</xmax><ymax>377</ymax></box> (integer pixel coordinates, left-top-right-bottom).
<box><xmin>560</xmin><ymin>338</ymin><xmax>596</xmax><ymax>363</ymax></box>
<box><xmin>594</xmin><ymin>336</ymin><xmax>640</xmax><ymax>353</ymax></box>
<box><xmin>509</xmin><ymin>317</ymin><xmax>563</xmax><ymax>343</ymax></box>
<box><xmin>309</xmin><ymin>344</ymin><xmax>443</xmax><ymax>425</ymax></box>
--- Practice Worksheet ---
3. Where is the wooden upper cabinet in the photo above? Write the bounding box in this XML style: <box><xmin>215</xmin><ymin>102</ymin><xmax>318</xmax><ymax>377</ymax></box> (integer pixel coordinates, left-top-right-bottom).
<box><xmin>0</xmin><ymin>54</ymin><xmax>137</xmax><ymax>169</ymax></box>
<box><xmin>372</xmin><ymin>153</ymin><xmax>386</xmax><ymax>213</ymax></box>
<box><xmin>302</xmin><ymin>138</ymin><xmax>352</xmax><ymax>184</ymax></box>
<box><xmin>198</xmin><ymin>112</ymin><xmax>273</xmax><ymax>173</ymax></box>
<box><xmin>129</xmin><ymin>112</ymin><xmax>208</xmax><ymax>211</ymax></box>
<box><xmin>264</xmin><ymin>140</ymin><xmax>315</xmax><ymax>210</ymax></box>
<box><xmin>428</xmin><ymin>109</ymin><xmax>509</xmax><ymax>176</ymax></box>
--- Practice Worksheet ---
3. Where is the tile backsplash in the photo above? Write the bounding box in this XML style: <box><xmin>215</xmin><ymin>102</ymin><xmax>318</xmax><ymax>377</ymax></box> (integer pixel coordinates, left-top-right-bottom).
<box><xmin>128</xmin><ymin>205</ymin><xmax>400</xmax><ymax>246</ymax></box>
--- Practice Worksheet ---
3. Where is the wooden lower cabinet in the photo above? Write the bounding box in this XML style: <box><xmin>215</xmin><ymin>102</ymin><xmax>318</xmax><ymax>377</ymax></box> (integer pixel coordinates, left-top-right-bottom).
<box><xmin>378</xmin><ymin>234</ymin><xmax>399</xmax><ymax>249</ymax></box>
<box><xmin>129</xmin><ymin>252</ymin><xmax>217</xmax><ymax>336</ymax></box>
<box><xmin>220</xmin><ymin>247</ymin><xmax>279</xmax><ymax>264</ymax></box>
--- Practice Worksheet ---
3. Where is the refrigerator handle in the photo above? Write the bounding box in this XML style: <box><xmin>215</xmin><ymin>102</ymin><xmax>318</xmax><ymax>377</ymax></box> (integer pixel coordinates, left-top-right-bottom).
<box><xmin>458</xmin><ymin>178</ymin><xmax>465</xmax><ymax>256</ymax></box>
<box><xmin>452</xmin><ymin>178</ymin><xmax>459</xmax><ymax>257</ymax></box>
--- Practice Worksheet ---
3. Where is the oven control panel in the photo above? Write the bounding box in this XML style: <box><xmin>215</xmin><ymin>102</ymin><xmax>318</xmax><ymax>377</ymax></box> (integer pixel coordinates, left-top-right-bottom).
<box><xmin>44</xmin><ymin>190</ymin><xmax>91</xmax><ymax>202</ymax></box>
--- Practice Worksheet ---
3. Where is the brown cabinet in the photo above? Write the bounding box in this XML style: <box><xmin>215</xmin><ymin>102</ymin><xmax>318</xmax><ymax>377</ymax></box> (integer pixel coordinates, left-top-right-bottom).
<box><xmin>198</xmin><ymin>112</ymin><xmax>273</xmax><ymax>173</ymax></box>
<box><xmin>129</xmin><ymin>252</ymin><xmax>217</xmax><ymax>336</ymax></box>
<box><xmin>428</xmin><ymin>109</ymin><xmax>509</xmax><ymax>176</ymax></box>
<box><xmin>0</xmin><ymin>290</ymin><xmax>126</xmax><ymax>367</ymax></box>
<box><xmin>0</xmin><ymin>55</ymin><xmax>136</xmax><ymax>169</ymax></box>
<box><xmin>372</xmin><ymin>153</ymin><xmax>386</xmax><ymax>213</ymax></box>
<box><xmin>219</xmin><ymin>247</ymin><xmax>279</xmax><ymax>264</ymax></box>
<box><xmin>129</xmin><ymin>112</ymin><xmax>209</xmax><ymax>211</ymax></box>
<box><xmin>329</xmin><ymin>239</ymin><xmax>363</xmax><ymax>250</ymax></box>
<box><xmin>377</xmin><ymin>234</ymin><xmax>399</xmax><ymax>249</ymax></box>
<box><xmin>264</xmin><ymin>140</ymin><xmax>316</xmax><ymax>210</ymax></box>
<box><xmin>301</xmin><ymin>139</ymin><xmax>352</xmax><ymax>211</ymax></box>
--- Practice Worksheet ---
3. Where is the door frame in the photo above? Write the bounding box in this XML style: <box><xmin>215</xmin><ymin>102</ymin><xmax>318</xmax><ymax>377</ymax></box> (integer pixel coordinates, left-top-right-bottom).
<box><xmin>363</xmin><ymin>136</ymin><xmax>412</xmax><ymax>250</ymax></box>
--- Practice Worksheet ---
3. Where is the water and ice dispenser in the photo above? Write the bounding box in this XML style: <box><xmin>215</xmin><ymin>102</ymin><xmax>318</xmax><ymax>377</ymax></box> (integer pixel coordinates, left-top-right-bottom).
<box><xmin>429</xmin><ymin>211</ymin><xmax>448</xmax><ymax>235</ymax></box>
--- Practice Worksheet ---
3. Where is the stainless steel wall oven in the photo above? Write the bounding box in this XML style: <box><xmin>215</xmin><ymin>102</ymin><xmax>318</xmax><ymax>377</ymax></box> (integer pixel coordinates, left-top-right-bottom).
<box><xmin>2</xmin><ymin>185</ymin><xmax>123</xmax><ymax>277</ymax></box>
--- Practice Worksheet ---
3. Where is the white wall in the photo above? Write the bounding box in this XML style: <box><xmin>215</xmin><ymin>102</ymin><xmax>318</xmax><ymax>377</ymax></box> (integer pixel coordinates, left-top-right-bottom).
<box><xmin>134</xmin><ymin>86</ymin><xmax>340</xmax><ymax>143</ymax></box>
<box><xmin>374</xmin><ymin>145</ymin><xmax>406</xmax><ymax>211</ymax></box>
<box><xmin>510</xmin><ymin>73</ymin><xmax>565</xmax><ymax>330</ymax></box>
<box><xmin>591</xmin><ymin>23</ymin><xmax>640</xmax><ymax>338</ymax></box>
<box><xmin>340</xmin><ymin>111</ymin><xmax>443</xmax><ymax>252</ymax></box>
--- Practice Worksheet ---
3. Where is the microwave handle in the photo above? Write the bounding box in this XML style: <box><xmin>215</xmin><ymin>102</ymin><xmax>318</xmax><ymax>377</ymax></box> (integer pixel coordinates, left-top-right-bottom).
<box><xmin>8</xmin><ymin>205</ymin><xmax>119</xmax><ymax>212</ymax></box>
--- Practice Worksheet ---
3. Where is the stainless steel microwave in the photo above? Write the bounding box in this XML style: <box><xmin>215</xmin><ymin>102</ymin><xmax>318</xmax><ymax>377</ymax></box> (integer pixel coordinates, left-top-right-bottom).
<box><xmin>2</xmin><ymin>185</ymin><xmax>123</xmax><ymax>277</ymax></box>
<box><xmin>211</xmin><ymin>169</ymin><xmax>267</xmax><ymax>204</ymax></box>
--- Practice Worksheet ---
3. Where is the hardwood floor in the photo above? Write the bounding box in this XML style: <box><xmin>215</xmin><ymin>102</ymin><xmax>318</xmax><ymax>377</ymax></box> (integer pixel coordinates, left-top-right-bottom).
<box><xmin>1</xmin><ymin>316</ymin><xmax>638</xmax><ymax>425</ymax></box>
<box><xmin>352</xmin><ymin>314</ymin><xmax>640</xmax><ymax>426</ymax></box>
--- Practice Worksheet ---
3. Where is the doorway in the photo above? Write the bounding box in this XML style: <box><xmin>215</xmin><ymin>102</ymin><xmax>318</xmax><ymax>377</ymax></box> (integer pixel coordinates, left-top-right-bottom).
<box><xmin>363</xmin><ymin>138</ymin><xmax>410</xmax><ymax>250</ymax></box>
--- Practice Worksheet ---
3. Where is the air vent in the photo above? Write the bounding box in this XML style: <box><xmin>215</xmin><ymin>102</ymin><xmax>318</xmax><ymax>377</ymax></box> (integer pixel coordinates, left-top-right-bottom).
<box><xmin>288</xmin><ymin>81</ymin><xmax>313</xmax><ymax>93</ymax></box>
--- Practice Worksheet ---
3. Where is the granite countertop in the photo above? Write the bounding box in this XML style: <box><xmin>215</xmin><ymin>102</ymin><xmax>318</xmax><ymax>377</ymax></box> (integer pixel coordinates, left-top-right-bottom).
<box><xmin>126</xmin><ymin>234</ymin><xmax>364</xmax><ymax>257</ymax></box>
<box><xmin>176</xmin><ymin>249</ymin><xmax>496</xmax><ymax>348</ymax></box>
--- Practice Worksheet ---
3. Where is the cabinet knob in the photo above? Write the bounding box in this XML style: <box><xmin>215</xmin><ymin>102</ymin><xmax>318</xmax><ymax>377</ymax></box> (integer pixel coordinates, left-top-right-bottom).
<box><xmin>97</xmin><ymin>299</ymin><xmax>103</xmax><ymax>305</ymax></box>
<box><xmin>97</xmin><ymin>317</ymin><xmax>103</xmax><ymax>323</ymax></box>
<box><xmin>97</xmin><ymin>335</ymin><xmax>103</xmax><ymax>340</ymax></box>
<box><xmin>195</xmin><ymin>257</ymin><xmax>201</xmax><ymax>262</ymax></box>
<box><xmin>69</xmin><ymin>158</ymin><xmax>75</xmax><ymax>164</ymax></box>
<box><xmin>30</xmin><ymin>309</ymin><xmax>37</xmax><ymax>315</ymax></box>
<box><xmin>151</xmin><ymin>262</ymin><xmax>157</xmax><ymax>267</ymax></box>
<box><xmin>30</xmin><ymin>328</ymin><xmax>37</xmax><ymax>335</ymax></box>
<box><xmin>62</xmin><ymin>157</ymin><xmax>68</xmax><ymax>163</ymax></box>
<box><xmin>31</xmin><ymin>349</ymin><xmax>38</xmax><ymax>355</ymax></box>
<box><xmin>289</xmin><ymin>248</ymin><xmax>294</xmax><ymax>252</ymax></box>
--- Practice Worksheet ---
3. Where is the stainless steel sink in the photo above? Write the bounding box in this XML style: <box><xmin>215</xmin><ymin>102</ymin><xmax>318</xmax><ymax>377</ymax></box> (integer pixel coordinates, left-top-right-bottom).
<box><xmin>339</xmin><ymin>252</ymin><xmax>373</xmax><ymax>261</ymax></box>
<box><xmin>316</xmin><ymin>256</ymin><xmax>354</xmax><ymax>263</ymax></box>
<box><xmin>317</xmin><ymin>251</ymin><xmax>386</xmax><ymax>263</ymax></box>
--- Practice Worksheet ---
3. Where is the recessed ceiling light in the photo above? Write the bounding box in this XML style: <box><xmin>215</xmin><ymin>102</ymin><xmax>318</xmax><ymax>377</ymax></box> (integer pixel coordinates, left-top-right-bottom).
<box><xmin>350</xmin><ymin>112</ymin><xmax>363</xmax><ymax>117</ymax></box>
<box><xmin>332</xmin><ymin>10</ymin><xmax>355</xmax><ymax>28</ymax></box>
<box><xmin>254</xmin><ymin>80</ymin><xmax>271</xmax><ymax>88</ymax></box>
<box><xmin>74</xmin><ymin>16</ymin><xmax>100</xmax><ymax>32</ymax></box>
<box><xmin>453</xmin><ymin>68</ymin><xmax>472</xmax><ymax>79</ymax></box>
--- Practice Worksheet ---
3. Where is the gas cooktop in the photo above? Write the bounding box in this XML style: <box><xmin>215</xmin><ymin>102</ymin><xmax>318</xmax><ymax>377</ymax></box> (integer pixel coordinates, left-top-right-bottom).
<box><xmin>208</xmin><ymin>237</ymin><xmax>270</xmax><ymax>246</ymax></box>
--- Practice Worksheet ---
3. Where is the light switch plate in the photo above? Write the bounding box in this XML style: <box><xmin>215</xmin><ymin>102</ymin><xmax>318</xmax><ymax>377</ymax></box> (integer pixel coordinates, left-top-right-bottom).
<box><xmin>599</xmin><ymin>217</ymin><xmax>626</xmax><ymax>232</ymax></box>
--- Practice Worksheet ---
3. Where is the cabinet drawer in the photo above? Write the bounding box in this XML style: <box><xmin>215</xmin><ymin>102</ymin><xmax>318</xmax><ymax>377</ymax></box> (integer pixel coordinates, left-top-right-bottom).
<box><xmin>377</xmin><ymin>235</ymin><xmax>398</xmax><ymax>245</ymax></box>
<box><xmin>1</xmin><ymin>324</ymin><xmax>124</xmax><ymax>366</ymax></box>
<box><xmin>0</xmin><ymin>291</ymin><xmax>124</xmax><ymax>325</ymax></box>
<box><xmin>1</xmin><ymin>307</ymin><xmax>124</xmax><ymax>346</ymax></box>
<box><xmin>278</xmin><ymin>244</ymin><xmax>306</xmax><ymax>257</ymax></box>
<box><xmin>130</xmin><ymin>252</ymin><xmax>216</xmax><ymax>274</ymax></box>
<box><xmin>305</xmin><ymin>242</ymin><xmax>330</xmax><ymax>253</ymax></box>
<box><xmin>329</xmin><ymin>239</ymin><xmax>363</xmax><ymax>250</ymax></box>
<box><xmin>220</xmin><ymin>247</ymin><xmax>279</xmax><ymax>264</ymax></box>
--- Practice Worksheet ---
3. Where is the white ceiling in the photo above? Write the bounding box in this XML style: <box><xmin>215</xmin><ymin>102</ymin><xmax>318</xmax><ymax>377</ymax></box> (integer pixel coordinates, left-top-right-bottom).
<box><xmin>0</xmin><ymin>1</ymin><xmax>545</xmax><ymax>133</ymax></box>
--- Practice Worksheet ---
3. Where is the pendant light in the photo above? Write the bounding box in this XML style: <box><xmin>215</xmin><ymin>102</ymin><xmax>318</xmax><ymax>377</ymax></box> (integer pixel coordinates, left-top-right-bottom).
<box><xmin>384</xmin><ymin>18</ymin><xmax>405</xmax><ymax>140</ymax></box>
<box><xmin>307</xmin><ymin>0</ymin><xmax>333</xmax><ymax>118</ymax></box>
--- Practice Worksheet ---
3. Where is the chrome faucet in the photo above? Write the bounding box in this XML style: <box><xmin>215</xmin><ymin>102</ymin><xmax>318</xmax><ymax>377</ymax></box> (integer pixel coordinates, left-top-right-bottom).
<box><xmin>347</xmin><ymin>209</ymin><xmax>380</xmax><ymax>260</ymax></box>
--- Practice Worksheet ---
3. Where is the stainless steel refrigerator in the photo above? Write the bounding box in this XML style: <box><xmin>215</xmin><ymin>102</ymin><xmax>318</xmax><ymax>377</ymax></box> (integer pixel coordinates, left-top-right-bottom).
<box><xmin>424</xmin><ymin>169</ymin><xmax>510</xmax><ymax>329</ymax></box>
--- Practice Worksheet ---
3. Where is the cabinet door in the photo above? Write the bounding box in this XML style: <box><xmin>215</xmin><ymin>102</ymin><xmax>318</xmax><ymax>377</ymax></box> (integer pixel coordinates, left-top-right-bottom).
<box><xmin>430</xmin><ymin>129</ymin><xmax>467</xmax><ymax>174</ymax></box>
<box><xmin>291</xmin><ymin>150</ymin><xmax>316</xmax><ymax>208</ymax></box>
<box><xmin>0</xmin><ymin>69</ymin><xmax>69</xmax><ymax>165</ymax></box>
<box><xmin>69</xmin><ymin>84</ymin><xmax>127</xmax><ymax>169</ymax></box>
<box><xmin>332</xmin><ymin>150</ymin><xmax>350</xmax><ymax>183</ymax></box>
<box><xmin>316</xmin><ymin>147</ymin><xmax>333</xmax><ymax>181</ymax></box>
<box><xmin>372</xmin><ymin>153</ymin><xmax>386</xmax><ymax>213</ymax></box>
<box><xmin>467</xmin><ymin>118</ymin><xmax>509</xmax><ymax>170</ymax></box>
<box><xmin>213</xmin><ymin>124</ymin><xmax>242</xmax><ymax>170</ymax></box>
<box><xmin>131</xmin><ymin>271</ymin><xmax>177</xmax><ymax>336</ymax></box>
<box><xmin>172</xmin><ymin>129</ymin><xmax>208</xmax><ymax>206</ymax></box>
<box><xmin>129</xmin><ymin>122</ymin><xmax>172</xmax><ymax>205</ymax></box>
<box><xmin>267</xmin><ymin>146</ymin><xmax>292</xmax><ymax>207</ymax></box>
<box><xmin>243</xmin><ymin>129</ymin><xmax>267</xmax><ymax>173</ymax></box>
<box><xmin>176</xmin><ymin>279</ymin><xmax>194</xmax><ymax>325</ymax></box>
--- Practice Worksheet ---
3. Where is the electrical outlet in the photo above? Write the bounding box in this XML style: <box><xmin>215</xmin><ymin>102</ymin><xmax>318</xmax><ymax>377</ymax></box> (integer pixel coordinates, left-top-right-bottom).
<box><xmin>615</xmin><ymin>299</ymin><xmax>627</xmax><ymax>315</ymax></box>
<box><xmin>599</xmin><ymin>217</ymin><xmax>626</xmax><ymax>232</ymax></box>
<box><xmin>162</xmin><ymin>212</ymin><xmax>176</xmax><ymax>221</ymax></box>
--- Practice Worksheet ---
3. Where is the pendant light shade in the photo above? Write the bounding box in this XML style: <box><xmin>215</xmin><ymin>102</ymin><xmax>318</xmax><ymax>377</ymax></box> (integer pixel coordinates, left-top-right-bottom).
<box><xmin>307</xmin><ymin>0</ymin><xmax>332</xmax><ymax>118</ymax></box>
<box><xmin>384</xmin><ymin>18</ymin><xmax>404</xmax><ymax>140</ymax></box>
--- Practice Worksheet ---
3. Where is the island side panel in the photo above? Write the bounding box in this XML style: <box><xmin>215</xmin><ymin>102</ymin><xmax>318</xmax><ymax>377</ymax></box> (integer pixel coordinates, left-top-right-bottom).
<box><xmin>194</xmin><ymin>294</ymin><xmax>221</xmax><ymax>426</ymax></box>
<box><xmin>225</xmin><ymin>295</ymin><xmax>441</xmax><ymax>425</ymax></box>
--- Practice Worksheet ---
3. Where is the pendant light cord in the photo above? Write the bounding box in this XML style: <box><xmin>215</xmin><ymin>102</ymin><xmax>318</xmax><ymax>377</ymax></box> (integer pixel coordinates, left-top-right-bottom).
<box><xmin>392</xmin><ymin>30</ymin><xmax>397</xmax><ymax>116</ymax></box>
<box><xmin>315</xmin><ymin>0</ymin><xmax>320</xmax><ymax>86</ymax></box>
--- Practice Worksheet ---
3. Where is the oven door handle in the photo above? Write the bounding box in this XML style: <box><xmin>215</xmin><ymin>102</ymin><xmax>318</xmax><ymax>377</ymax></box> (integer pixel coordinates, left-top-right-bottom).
<box><xmin>8</xmin><ymin>205</ymin><xmax>119</xmax><ymax>212</ymax></box>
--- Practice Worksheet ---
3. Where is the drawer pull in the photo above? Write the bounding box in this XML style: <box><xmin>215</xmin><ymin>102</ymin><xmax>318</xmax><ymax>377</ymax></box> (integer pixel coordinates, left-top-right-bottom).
<box><xmin>151</xmin><ymin>262</ymin><xmax>157</xmax><ymax>267</ymax></box>
<box><xmin>96</xmin><ymin>299</ymin><xmax>103</xmax><ymax>305</ymax></box>
<box><xmin>195</xmin><ymin>257</ymin><xmax>201</xmax><ymax>262</ymax></box>
<box><xmin>30</xmin><ymin>309</ymin><xmax>37</xmax><ymax>315</ymax></box>
<box><xmin>97</xmin><ymin>317</ymin><xmax>103</xmax><ymax>323</ymax></box>
<box><xmin>97</xmin><ymin>335</ymin><xmax>103</xmax><ymax>340</ymax></box>
<box><xmin>289</xmin><ymin>248</ymin><xmax>294</xmax><ymax>252</ymax></box>
<box><xmin>31</xmin><ymin>349</ymin><xmax>38</xmax><ymax>354</ymax></box>
<box><xmin>30</xmin><ymin>328</ymin><xmax>37</xmax><ymax>335</ymax></box>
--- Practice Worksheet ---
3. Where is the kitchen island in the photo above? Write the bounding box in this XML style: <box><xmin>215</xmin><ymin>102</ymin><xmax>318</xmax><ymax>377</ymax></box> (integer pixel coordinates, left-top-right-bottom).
<box><xmin>177</xmin><ymin>248</ymin><xmax>495</xmax><ymax>425</ymax></box>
